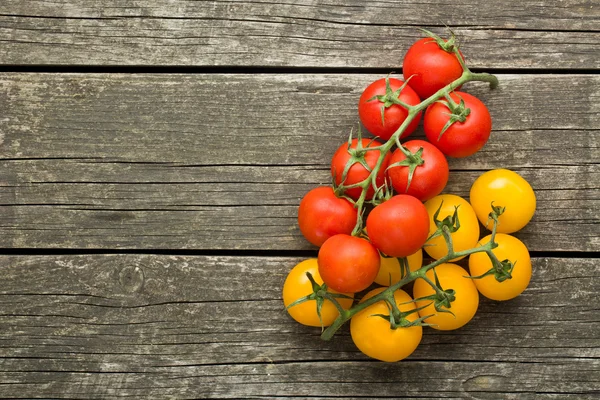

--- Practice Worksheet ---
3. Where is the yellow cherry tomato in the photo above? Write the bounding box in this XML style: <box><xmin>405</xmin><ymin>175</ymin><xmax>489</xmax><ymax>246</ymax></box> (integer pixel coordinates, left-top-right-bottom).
<box><xmin>469</xmin><ymin>169</ymin><xmax>536</xmax><ymax>233</ymax></box>
<box><xmin>469</xmin><ymin>233</ymin><xmax>532</xmax><ymax>301</ymax></box>
<box><xmin>350</xmin><ymin>287</ymin><xmax>422</xmax><ymax>362</ymax></box>
<box><xmin>374</xmin><ymin>249</ymin><xmax>423</xmax><ymax>286</ymax></box>
<box><xmin>413</xmin><ymin>263</ymin><xmax>479</xmax><ymax>330</ymax></box>
<box><xmin>423</xmin><ymin>194</ymin><xmax>480</xmax><ymax>261</ymax></box>
<box><xmin>283</xmin><ymin>259</ymin><xmax>354</xmax><ymax>327</ymax></box>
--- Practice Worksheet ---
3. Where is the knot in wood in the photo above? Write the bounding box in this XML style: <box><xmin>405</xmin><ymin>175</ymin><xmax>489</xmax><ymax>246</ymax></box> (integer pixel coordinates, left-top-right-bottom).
<box><xmin>118</xmin><ymin>265</ymin><xmax>145</xmax><ymax>293</ymax></box>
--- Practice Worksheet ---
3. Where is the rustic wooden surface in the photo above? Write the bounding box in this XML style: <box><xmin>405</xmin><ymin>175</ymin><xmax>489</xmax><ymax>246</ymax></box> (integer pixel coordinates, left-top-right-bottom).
<box><xmin>1</xmin><ymin>255</ymin><xmax>599</xmax><ymax>399</ymax></box>
<box><xmin>0</xmin><ymin>1</ymin><xmax>599</xmax><ymax>399</ymax></box>
<box><xmin>0</xmin><ymin>0</ymin><xmax>598</xmax><ymax>69</ymax></box>
<box><xmin>0</xmin><ymin>73</ymin><xmax>598</xmax><ymax>251</ymax></box>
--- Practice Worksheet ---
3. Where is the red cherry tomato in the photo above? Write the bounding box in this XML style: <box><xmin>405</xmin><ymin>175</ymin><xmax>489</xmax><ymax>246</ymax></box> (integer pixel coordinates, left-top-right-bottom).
<box><xmin>297</xmin><ymin>186</ymin><xmax>358</xmax><ymax>247</ymax></box>
<box><xmin>387</xmin><ymin>139</ymin><xmax>449</xmax><ymax>201</ymax></box>
<box><xmin>402</xmin><ymin>37</ymin><xmax>464</xmax><ymax>99</ymax></box>
<box><xmin>366</xmin><ymin>194</ymin><xmax>430</xmax><ymax>257</ymax></box>
<box><xmin>331</xmin><ymin>138</ymin><xmax>391</xmax><ymax>200</ymax></box>
<box><xmin>424</xmin><ymin>91</ymin><xmax>492</xmax><ymax>158</ymax></box>
<box><xmin>318</xmin><ymin>234</ymin><xmax>380</xmax><ymax>293</ymax></box>
<box><xmin>358</xmin><ymin>77</ymin><xmax>422</xmax><ymax>141</ymax></box>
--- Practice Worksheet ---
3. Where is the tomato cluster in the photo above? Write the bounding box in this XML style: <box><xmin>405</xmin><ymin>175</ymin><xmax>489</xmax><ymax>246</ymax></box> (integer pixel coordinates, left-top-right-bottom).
<box><xmin>283</xmin><ymin>30</ymin><xmax>537</xmax><ymax>362</ymax></box>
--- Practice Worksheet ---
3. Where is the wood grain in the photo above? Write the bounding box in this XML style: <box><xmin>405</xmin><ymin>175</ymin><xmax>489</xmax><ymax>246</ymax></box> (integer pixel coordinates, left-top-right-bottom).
<box><xmin>0</xmin><ymin>0</ymin><xmax>598</xmax><ymax>69</ymax></box>
<box><xmin>0</xmin><ymin>3</ymin><xmax>597</xmax><ymax>399</ymax></box>
<box><xmin>0</xmin><ymin>73</ymin><xmax>598</xmax><ymax>251</ymax></box>
<box><xmin>0</xmin><ymin>255</ymin><xmax>598</xmax><ymax>398</ymax></box>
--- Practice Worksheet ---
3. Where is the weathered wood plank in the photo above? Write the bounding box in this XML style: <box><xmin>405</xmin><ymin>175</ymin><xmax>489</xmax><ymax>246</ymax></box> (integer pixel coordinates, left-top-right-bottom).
<box><xmin>0</xmin><ymin>0</ymin><xmax>598</xmax><ymax>69</ymax></box>
<box><xmin>0</xmin><ymin>73</ymin><xmax>598</xmax><ymax>251</ymax></box>
<box><xmin>1</xmin><ymin>74</ymin><xmax>597</xmax><ymax>163</ymax></box>
<box><xmin>0</xmin><ymin>255</ymin><xmax>598</xmax><ymax>398</ymax></box>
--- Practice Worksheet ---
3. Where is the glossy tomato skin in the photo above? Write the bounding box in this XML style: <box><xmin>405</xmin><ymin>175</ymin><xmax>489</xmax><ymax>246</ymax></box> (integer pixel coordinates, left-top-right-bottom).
<box><xmin>387</xmin><ymin>140</ymin><xmax>449</xmax><ymax>201</ymax></box>
<box><xmin>358</xmin><ymin>78</ymin><xmax>422</xmax><ymax>141</ymax></box>
<box><xmin>283</xmin><ymin>259</ymin><xmax>354</xmax><ymax>327</ymax></box>
<box><xmin>366</xmin><ymin>194</ymin><xmax>430</xmax><ymax>258</ymax></box>
<box><xmin>403</xmin><ymin>37</ymin><xmax>464</xmax><ymax>99</ymax></box>
<box><xmin>298</xmin><ymin>186</ymin><xmax>357</xmax><ymax>247</ymax></box>
<box><xmin>469</xmin><ymin>234</ymin><xmax>532</xmax><ymax>301</ymax></box>
<box><xmin>351</xmin><ymin>287</ymin><xmax>422</xmax><ymax>362</ymax></box>
<box><xmin>470</xmin><ymin>169</ymin><xmax>536</xmax><ymax>233</ymax></box>
<box><xmin>424</xmin><ymin>92</ymin><xmax>492</xmax><ymax>158</ymax></box>
<box><xmin>413</xmin><ymin>263</ymin><xmax>479</xmax><ymax>330</ymax></box>
<box><xmin>374</xmin><ymin>249</ymin><xmax>423</xmax><ymax>286</ymax></box>
<box><xmin>423</xmin><ymin>194</ymin><xmax>480</xmax><ymax>261</ymax></box>
<box><xmin>331</xmin><ymin>138</ymin><xmax>391</xmax><ymax>201</ymax></box>
<box><xmin>318</xmin><ymin>234</ymin><xmax>380</xmax><ymax>293</ymax></box>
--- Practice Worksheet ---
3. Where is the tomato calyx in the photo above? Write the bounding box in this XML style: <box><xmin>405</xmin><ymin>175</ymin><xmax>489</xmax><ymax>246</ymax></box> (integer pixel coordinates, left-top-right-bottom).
<box><xmin>420</xmin><ymin>28</ymin><xmax>459</xmax><ymax>54</ymax></box>
<box><xmin>366</xmin><ymin>77</ymin><xmax>414</xmax><ymax>127</ymax></box>
<box><xmin>471</xmin><ymin>257</ymin><xmax>515</xmax><ymax>283</ymax></box>
<box><xmin>335</xmin><ymin>130</ymin><xmax>382</xmax><ymax>194</ymax></box>
<box><xmin>435</xmin><ymin>94</ymin><xmax>471</xmax><ymax>140</ymax></box>
<box><xmin>286</xmin><ymin>272</ymin><xmax>353</xmax><ymax>329</ymax></box>
<box><xmin>386</xmin><ymin>144</ymin><xmax>425</xmax><ymax>192</ymax></box>
<box><xmin>331</xmin><ymin>177</ymin><xmax>357</xmax><ymax>203</ymax></box>
<box><xmin>415</xmin><ymin>268</ymin><xmax>457</xmax><ymax>319</ymax></box>
<box><xmin>334</xmin><ymin>128</ymin><xmax>393</xmax><ymax>217</ymax></box>
<box><xmin>371</xmin><ymin>290</ymin><xmax>433</xmax><ymax>329</ymax></box>
<box><xmin>428</xmin><ymin>201</ymin><xmax>461</xmax><ymax>243</ymax></box>
<box><xmin>486</xmin><ymin>202</ymin><xmax>506</xmax><ymax>231</ymax></box>
<box><xmin>340</xmin><ymin>134</ymin><xmax>374</xmax><ymax>176</ymax></box>
<box><xmin>367</xmin><ymin>180</ymin><xmax>394</xmax><ymax>209</ymax></box>
<box><xmin>469</xmin><ymin>203</ymin><xmax>514</xmax><ymax>283</ymax></box>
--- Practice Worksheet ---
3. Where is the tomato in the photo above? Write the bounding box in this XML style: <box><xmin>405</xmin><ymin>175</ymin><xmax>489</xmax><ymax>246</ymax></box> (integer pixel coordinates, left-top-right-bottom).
<box><xmin>387</xmin><ymin>139</ymin><xmax>449</xmax><ymax>201</ymax></box>
<box><xmin>413</xmin><ymin>263</ymin><xmax>479</xmax><ymax>330</ymax></box>
<box><xmin>366</xmin><ymin>194</ymin><xmax>430</xmax><ymax>257</ymax></box>
<box><xmin>358</xmin><ymin>77</ymin><xmax>422</xmax><ymax>141</ymax></box>
<box><xmin>424</xmin><ymin>91</ymin><xmax>492</xmax><ymax>158</ymax></box>
<box><xmin>423</xmin><ymin>194</ymin><xmax>480</xmax><ymax>261</ymax></box>
<box><xmin>283</xmin><ymin>259</ymin><xmax>354</xmax><ymax>327</ymax></box>
<box><xmin>350</xmin><ymin>287</ymin><xmax>422</xmax><ymax>362</ymax></box>
<box><xmin>470</xmin><ymin>169</ymin><xmax>536</xmax><ymax>233</ymax></box>
<box><xmin>297</xmin><ymin>186</ymin><xmax>357</xmax><ymax>247</ymax></box>
<box><xmin>402</xmin><ymin>37</ymin><xmax>464</xmax><ymax>99</ymax></box>
<box><xmin>318</xmin><ymin>234</ymin><xmax>380</xmax><ymax>293</ymax></box>
<box><xmin>331</xmin><ymin>138</ymin><xmax>391</xmax><ymax>200</ymax></box>
<box><xmin>469</xmin><ymin>234</ymin><xmax>532</xmax><ymax>301</ymax></box>
<box><xmin>374</xmin><ymin>249</ymin><xmax>423</xmax><ymax>286</ymax></box>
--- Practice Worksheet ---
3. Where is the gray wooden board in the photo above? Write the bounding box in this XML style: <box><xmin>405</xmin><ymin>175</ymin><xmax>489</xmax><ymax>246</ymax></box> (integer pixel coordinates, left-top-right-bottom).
<box><xmin>0</xmin><ymin>255</ymin><xmax>598</xmax><ymax>398</ymax></box>
<box><xmin>0</xmin><ymin>0</ymin><xmax>598</xmax><ymax>69</ymax></box>
<box><xmin>0</xmin><ymin>73</ymin><xmax>598</xmax><ymax>251</ymax></box>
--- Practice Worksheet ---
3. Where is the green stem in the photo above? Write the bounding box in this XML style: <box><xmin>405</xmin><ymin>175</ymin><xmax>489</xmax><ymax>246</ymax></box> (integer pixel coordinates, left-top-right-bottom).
<box><xmin>489</xmin><ymin>211</ymin><xmax>499</xmax><ymax>246</ymax></box>
<box><xmin>485</xmin><ymin>249</ymin><xmax>504</xmax><ymax>270</ymax></box>
<box><xmin>321</xmin><ymin>292</ymin><xmax>349</xmax><ymax>317</ymax></box>
<box><xmin>346</xmin><ymin>68</ymin><xmax>498</xmax><ymax>235</ymax></box>
<box><xmin>418</xmin><ymin>273</ymin><xmax>446</xmax><ymax>297</ymax></box>
<box><xmin>444</xmin><ymin>92</ymin><xmax>460</xmax><ymax>108</ymax></box>
<box><xmin>385</xmin><ymin>290</ymin><xmax>403</xmax><ymax>327</ymax></box>
<box><xmin>321</xmin><ymin>40</ymin><xmax>500</xmax><ymax>340</ymax></box>
<box><xmin>320</xmin><ymin>235</ymin><xmax>496</xmax><ymax>341</ymax></box>
<box><xmin>469</xmin><ymin>72</ymin><xmax>499</xmax><ymax>90</ymax></box>
<box><xmin>441</xmin><ymin>225</ymin><xmax>455</xmax><ymax>255</ymax></box>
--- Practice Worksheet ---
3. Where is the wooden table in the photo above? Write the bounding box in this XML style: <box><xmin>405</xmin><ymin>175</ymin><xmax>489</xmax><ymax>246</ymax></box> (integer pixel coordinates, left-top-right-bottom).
<box><xmin>1</xmin><ymin>1</ymin><xmax>598</xmax><ymax>398</ymax></box>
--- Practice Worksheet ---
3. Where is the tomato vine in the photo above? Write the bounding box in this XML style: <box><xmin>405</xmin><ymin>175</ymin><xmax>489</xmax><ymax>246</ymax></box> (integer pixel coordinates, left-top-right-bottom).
<box><xmin>336</xmin><ymin>58</ymin><xmax>498</xmax><ymax>235</ymax></box>
<box><xmin>320</xmin><ymin>208</ymin><xmax>502</xmax><ymax>341</ymax></box>
<box><xmin>286</xmin><ymin>29</ymin><xmax>536</xmax><ymax>361</ymax></box>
